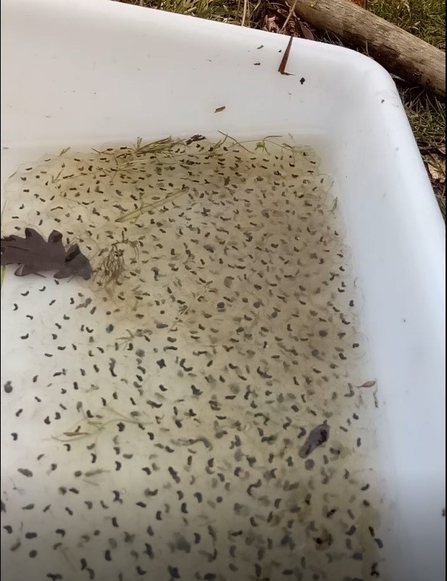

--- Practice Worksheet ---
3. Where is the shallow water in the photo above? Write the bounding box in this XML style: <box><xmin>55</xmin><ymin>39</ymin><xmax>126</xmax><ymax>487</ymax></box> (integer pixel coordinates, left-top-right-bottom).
<box><xmin>1</xmin><ymin>136</ymin><xmax>384</xmax><ymax>581</ymax></box>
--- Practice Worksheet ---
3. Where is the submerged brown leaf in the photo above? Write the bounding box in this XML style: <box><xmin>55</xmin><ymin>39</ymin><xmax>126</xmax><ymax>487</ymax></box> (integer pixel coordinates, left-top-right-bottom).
<box><xmin>1</xmin><ymin>228</ymin><xmax>92</xmax><ymax>280</ymax></box>
<box><xmin>357</xmin><ymin>380</ymin><xmax>376</xmax><ymax>388</ymax></box>
<box><xmin>299</xmin><ymin>423</ymin><xmax>330</xmax><ymax>458</ymax></box>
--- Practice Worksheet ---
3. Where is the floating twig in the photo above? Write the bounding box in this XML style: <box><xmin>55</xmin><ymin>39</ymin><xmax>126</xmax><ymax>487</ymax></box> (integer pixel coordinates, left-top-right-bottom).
<box><xmin>278</xmin><ymin>35</ymin><xmax>294</xmax><ymax>75</ymax></box>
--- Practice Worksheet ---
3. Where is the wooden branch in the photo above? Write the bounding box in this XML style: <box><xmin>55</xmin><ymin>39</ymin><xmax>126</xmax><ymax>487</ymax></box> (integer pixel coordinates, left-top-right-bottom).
<box><xmin>285</xmin><ymin>0</ymin><xmax>445</xmax><ymax>98</ymax></box>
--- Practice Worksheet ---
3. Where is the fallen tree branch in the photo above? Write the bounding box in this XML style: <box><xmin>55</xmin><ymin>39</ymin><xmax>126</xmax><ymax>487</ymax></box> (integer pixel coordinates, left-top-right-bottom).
<box><xmin>285</xmin><ymin>0</ymin><xmax>445</xmax><ymax>98</ymax></box>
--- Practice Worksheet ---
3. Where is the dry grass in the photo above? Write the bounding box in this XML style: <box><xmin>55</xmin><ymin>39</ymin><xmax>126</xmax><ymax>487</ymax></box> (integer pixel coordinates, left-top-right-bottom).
<box><xmin>114</xmin><ymin>0</ymin><xmax>241</xmax><ymax>22</ymax></box>
<box><xmin>114</xmin><ymin>0</ymin><xmax>445</xmax><ymax>216</ymax></box>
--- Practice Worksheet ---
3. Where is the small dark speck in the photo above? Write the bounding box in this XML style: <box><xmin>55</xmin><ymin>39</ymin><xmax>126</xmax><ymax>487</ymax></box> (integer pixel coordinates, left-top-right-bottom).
<box><xmin>4</xmin><ymin>381</ymin><xmax>13</xmax><ymax>393</ymax></box>
<box><xmin>300</xmin><ymin>77</ymin><xmax>306</xmax><ymax>84</ymax></box>
<box><xmin>168</xmin><ymin>566</ymin><xmax>180</xmax><ymax>579</ymax></box>
<box><xmin>168</xmin><ymin>467</ymin><xmax>180</xmax><ymax>483</ymax></box>
<box><xmin>254</xmin><ymin>62</ymin><xmax>261</xmax><ymax>66</ymax></box>
<box><xmin>247</xmin><ymin>479</ymin><xmax>262</xmax><ymax>496</ymax></box>
<box><xmin>371</xmin><ymin>562</ymin><xmax>380</xmax><ymax>577</ymax></box>
<box><xmin>11</xmin><ymin>539</ymin><xmax>21</xmax><ymax>551</ymax></box>
<box><xmin>124</xmin><ymin>531</ymin><xmax>135</xmax><ymax>544</ymax></box>
<box><xmin>18</xmin><ymin>468</ymin><xmax>33</xmax><ymax>477</ymax></box>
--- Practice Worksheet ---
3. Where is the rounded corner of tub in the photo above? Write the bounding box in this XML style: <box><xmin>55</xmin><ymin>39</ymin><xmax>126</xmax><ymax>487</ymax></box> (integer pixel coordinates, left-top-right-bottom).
<box><xmin>328</xmin><ymin>45</ymin><xmax>398</xmax><ymax>90</ymax></box>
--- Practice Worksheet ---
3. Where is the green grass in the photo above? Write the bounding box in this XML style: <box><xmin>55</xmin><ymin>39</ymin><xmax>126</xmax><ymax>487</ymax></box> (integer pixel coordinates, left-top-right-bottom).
<box><xmin>367</xmin><ymin>0</ymin><xmax>445</xmax><ymax>50</ymax></box>
<box><xmin>115</xmin><ymin>0</ymin><xmax>445</xmax><ymax>215</ymax></box>
<box><xmin>401</xmin><ymin>89</ymin><xmax>445</xmax><ymax>154</ymax></box>
<box><xmin>366</xmin><ymin>0</ymin><xmax>445</xmax><ymax>215</ymax></box>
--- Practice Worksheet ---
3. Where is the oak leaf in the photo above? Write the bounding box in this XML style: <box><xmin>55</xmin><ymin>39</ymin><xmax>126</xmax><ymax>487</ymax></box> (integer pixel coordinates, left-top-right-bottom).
<box><xmin>1</xmin><ymin>228</ymin><xmax>92</xmax><ymax>280</ymax></box>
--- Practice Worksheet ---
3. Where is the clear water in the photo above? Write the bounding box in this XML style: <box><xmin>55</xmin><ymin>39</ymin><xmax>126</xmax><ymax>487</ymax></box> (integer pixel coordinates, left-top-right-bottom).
<box><xmin>1</xmin><ymin>136</ymin><xmax>384</xmax><ymax>581</ymax></box>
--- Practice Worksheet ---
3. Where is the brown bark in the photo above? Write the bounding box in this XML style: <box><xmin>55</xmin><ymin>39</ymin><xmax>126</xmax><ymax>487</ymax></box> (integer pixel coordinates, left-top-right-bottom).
<box><xmin>285</xmin><ymin>0</ymin><xmax>445</xmax><ymax>98</ymax></box>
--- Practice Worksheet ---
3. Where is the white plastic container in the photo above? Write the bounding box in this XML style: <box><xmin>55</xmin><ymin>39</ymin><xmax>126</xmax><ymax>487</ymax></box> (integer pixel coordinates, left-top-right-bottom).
<box><xmin>1</xmin><ymin>1</ymin><xmax>445</xmax><ymax>581</ymax></box>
